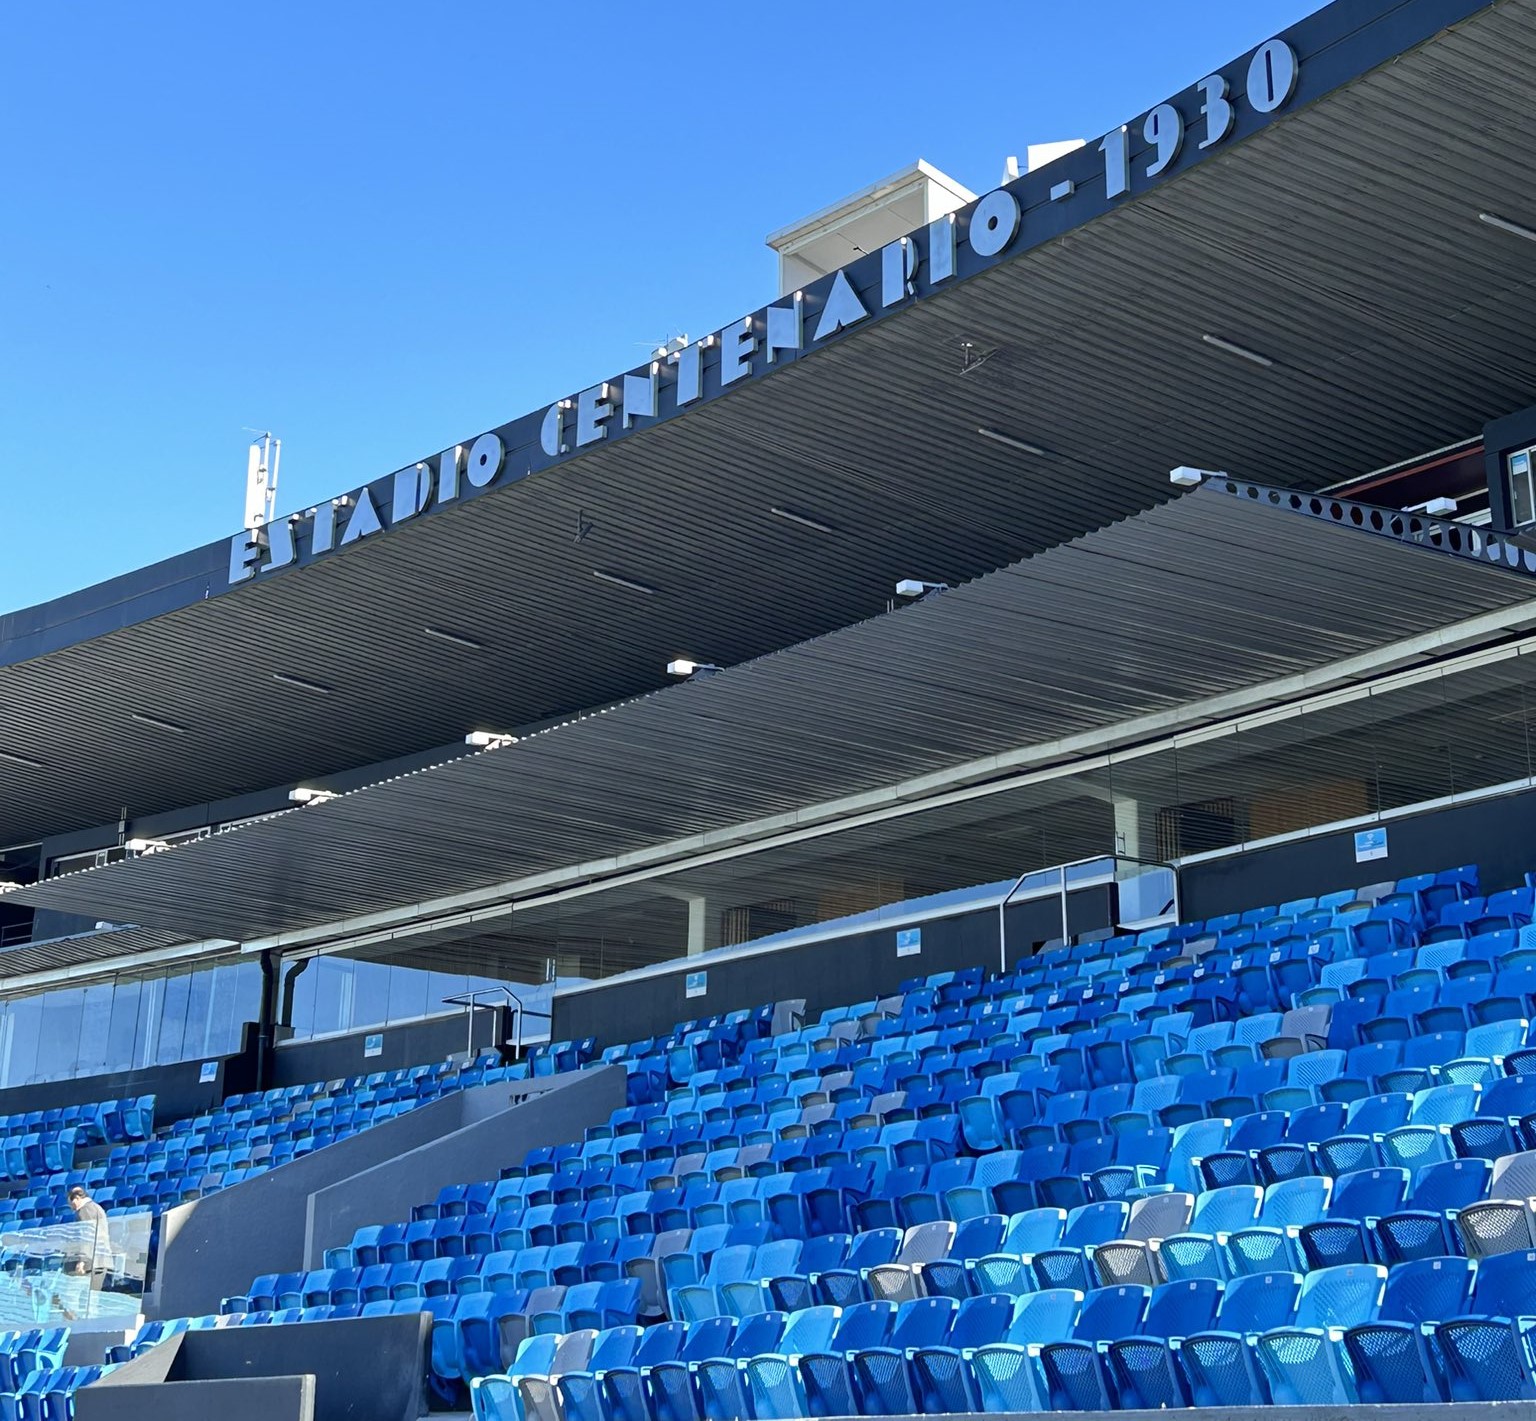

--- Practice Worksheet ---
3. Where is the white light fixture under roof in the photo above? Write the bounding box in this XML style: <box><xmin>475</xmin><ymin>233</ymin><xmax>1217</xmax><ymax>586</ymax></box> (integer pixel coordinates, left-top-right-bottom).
<box><xmin>272</xmin><ymin>672</ymin><xmax>332</xmax><ymax>695</ymax></box>
<box><xmin>666</xmin><ymin>659</ymin><xmax>721</xmax><ymax>677</ymax></box>
<box><xmin>1405</xmin><ymin>496</ymin><xmax>1459</xmax><ymax>516</ymax></box>
<box><xmin>895</xmin><ymin>579</ymin><xmax>949</xmax><ymax>599</ymax></box>
<box><xmin>769</xmin><ymin>506</ymin><xmax>836</xmax><ymax>534</ymax></box>
<box><xmin>0</xmin><ymin>749</ymin><xmax>44</xmax><ymax>769</ymax></box>
<box><xmin>592</xmin><ymin>570</ymin><xmax>658</xmax><ymax>595</ymax></box>
<box><xmin>1478</xmin><ymin>212</ymin><xmax>1536</xmax><ymax>243</ymax></box>
<box><xmin>1200</xmin><ymin>334</ymin><xmax>1275</xmax><ymax>368</ymax></box>
<box><xmin>465</xmin><ymin>731</ymin><xmax>518</xmax><ymax>749</ymax></box>
<box><xmin>977</xmin><ymin>427</ymin><xmax>1047</xmax><ymax>456</ymax></box>
<box><xmin>288</xmin><ymin>786</ymin><xmax>338</xmax><ymax>805</ymax></box>
<box><xmin>1169</xmin><ymin>466</ymin><xmax>1225</xmax><ymax>487</ymax></box>
<box><xmin>423</xmin><ymin>626</ymin><xmax>483</xmax><ymax>650</ymax></box>
<box><xmin>130</xmin><ymin>711</ymin><xmax>189</xmax><ymax>735</ymax></box>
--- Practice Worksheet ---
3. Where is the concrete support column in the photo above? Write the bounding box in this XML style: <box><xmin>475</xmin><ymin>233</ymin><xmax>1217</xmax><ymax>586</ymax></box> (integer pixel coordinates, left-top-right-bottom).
<box><xmin>685</xmin><ymin>894</ymin><xmax>717</xmax><ymax>957</ymax></box>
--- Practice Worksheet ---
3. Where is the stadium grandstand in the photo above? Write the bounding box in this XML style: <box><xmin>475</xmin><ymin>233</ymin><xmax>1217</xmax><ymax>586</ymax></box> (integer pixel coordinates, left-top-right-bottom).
<box><xmin>6</xmin><ymin>0</ymin><xmax>1536</xmax><ymax>1415</ymax></box>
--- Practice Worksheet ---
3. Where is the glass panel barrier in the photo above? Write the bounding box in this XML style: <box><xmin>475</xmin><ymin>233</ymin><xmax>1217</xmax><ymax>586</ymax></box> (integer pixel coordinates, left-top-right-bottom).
<box><xmin>1116</xmin><ymin>857</ymin><xmax>1179</xmax><ymax>929</ymax></box>
<box><xmin>0</xmin><ymin>1211</ymin><xmax>149</xmax><ymax>1326</ymax></box>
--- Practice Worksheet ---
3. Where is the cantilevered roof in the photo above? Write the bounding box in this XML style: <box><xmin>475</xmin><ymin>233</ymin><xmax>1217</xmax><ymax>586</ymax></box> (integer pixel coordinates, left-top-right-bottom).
<box><xmin>13</xmin><ymin>481</ymin><xmax>1536</xmax><ymax>944</ymax></box>
<box><xmin>0</xmin><ymin>0</ymin><xmax>1530</xmax><ymax>848</ymax></box>
<box><xmin>0</xmin><ymin>925</ymin><xmax>214</xmax><ymax>983</ymax></box>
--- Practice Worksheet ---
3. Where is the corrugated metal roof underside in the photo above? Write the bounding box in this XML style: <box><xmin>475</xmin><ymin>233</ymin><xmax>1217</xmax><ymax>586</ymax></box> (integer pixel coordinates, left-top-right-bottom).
<box><xmin>13</xmin><ymin>484</ymin><xmax>1536</xmax><ymax>942</ymax></box>
<box><xmin>1</xmin><ymin>1</ymin><xmax>1535</xmax><ymax>847</ymax></box>
<box><xmin>0</xmin><ymin>925</ymin><xmax>206</xmax><ymax>981</ymax></box>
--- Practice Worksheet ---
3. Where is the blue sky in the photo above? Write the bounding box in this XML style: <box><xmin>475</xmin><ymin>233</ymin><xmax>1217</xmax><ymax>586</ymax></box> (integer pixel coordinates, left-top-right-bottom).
<box><xmin>0</xmin><ymin>1</ymin><xmax>1317</xmax><ymax>612</ymax></box>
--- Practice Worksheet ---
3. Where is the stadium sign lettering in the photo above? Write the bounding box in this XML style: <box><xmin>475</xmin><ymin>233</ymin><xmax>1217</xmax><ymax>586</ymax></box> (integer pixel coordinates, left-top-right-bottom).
<box><xmin>230</xmin><ymin>37</ymin><xmax>1299</xmax><ymax>586</ymax></box>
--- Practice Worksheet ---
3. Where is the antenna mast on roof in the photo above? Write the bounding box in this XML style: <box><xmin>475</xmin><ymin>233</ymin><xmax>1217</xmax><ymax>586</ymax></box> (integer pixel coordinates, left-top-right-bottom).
<box><xmin>244</xmin><ymin>432</ymin><xmax>280</xmax><ymax>529</ymax></box>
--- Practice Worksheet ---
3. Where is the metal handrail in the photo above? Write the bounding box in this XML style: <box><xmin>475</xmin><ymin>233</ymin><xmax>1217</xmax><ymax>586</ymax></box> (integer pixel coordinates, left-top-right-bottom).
<box><xmin>996</xmin><ymin>854</ymin><xmax>1115</xmax><ymax>973</ymax></box>
<box><xmin>996</xmin><ymin>853</ymin><xmax>1180</xmax><ymax>971</ymax></box>
<box><xmin>440</xmin><ymin>986</ymin><xmax>527</xmax><ymax>1060</ymax></box>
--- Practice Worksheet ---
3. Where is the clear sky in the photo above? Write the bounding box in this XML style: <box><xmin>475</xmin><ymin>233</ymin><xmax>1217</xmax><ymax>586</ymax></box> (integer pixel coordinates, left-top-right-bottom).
<box><xmin>1</xmin><ymin>0</ymin><xmax>1318</xmax><ymax>612</ymax></box>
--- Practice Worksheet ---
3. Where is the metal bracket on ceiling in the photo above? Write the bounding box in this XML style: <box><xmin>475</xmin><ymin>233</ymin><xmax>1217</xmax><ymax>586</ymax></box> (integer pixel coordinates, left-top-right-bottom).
<box><xmin>956</xmin><ymin>339</ymin><xmax>999</xmax><ymax>376</ymax></box>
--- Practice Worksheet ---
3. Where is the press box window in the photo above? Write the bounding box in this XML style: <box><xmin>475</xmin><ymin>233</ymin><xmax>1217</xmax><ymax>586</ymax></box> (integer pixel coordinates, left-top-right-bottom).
<box><xmin>1510</xmin><ymin>447</ymin><xmax>1536</xmax><ymax>527</ymax></box>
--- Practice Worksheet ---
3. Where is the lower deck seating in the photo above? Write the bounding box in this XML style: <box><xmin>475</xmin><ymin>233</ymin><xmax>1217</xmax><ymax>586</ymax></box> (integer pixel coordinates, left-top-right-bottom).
<box><xmin>0</xmin><ymin>1327</ymin><xmax>95</xmax><ymax>1419</ymax></box>
<box><xmin>109</xmin><ymin>862</ymin><xmax>1536</xmax><ymax>1414</ymax></box>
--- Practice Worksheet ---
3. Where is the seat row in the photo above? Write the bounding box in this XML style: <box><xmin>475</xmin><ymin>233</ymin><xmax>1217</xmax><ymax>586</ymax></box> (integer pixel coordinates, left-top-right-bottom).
<box><xmin>469</xmin><ymin>1258</ymin><xmax>1536</xmax><ymax>1421</ymax></box>
<box><xmin>54</xmin><ymin>1054</ymin><xmax>566</xmax><ymax>1236</ymax></box>
<box><xmin>0</xmin><ymin>1363</ymin><xmax>111</xmax><ymax>1419</ymax></box>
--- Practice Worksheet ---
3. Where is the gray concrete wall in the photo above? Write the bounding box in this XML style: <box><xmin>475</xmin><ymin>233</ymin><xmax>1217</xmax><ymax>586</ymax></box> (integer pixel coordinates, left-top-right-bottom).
<box><xmin>305</xmin><ymin>1064</ymin><xmax>626</xmax><ymax>1268</ymax></box>
<box><xmin>77</xmin><ymin>1375</ymin><xmax>313</xmax><ymax>1421</ymax></box>
<box><xmin>152</xmin><ymin>1066</ymin><xmax>622</xmax><ymax>1320</ymax></box>
<box><xmin>84</xmin><ymin>1313</ymin><xmax>422</xmax><ymax>1421</ymax></box>
<box><xmin>85</xmin><ymin>1329</ymin><xmax>180</xmax><ymax>1385</ymax></box>
<box><xmin>154</xmin><ymin>1078</ymin><xmax>508</xmax><ymax>1320</ymax></box>
<box><xmin>64</xmin><ymin>1328</ymin><xmax>134</xmax><ymax>1366</ymax></box>
<box><xmin>149</xmin><ymin>1063</ymin><xmax>617</xmax><ymax>1321</ymax></box>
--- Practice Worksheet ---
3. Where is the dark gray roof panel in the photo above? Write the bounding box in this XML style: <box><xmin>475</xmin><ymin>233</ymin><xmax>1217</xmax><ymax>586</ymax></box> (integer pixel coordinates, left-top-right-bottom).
<box><xmin>12</xmin><ymin>483</ymin><xmax>1536</xmax><ymax>942</ymax></box>
<box><xmin>0</xmin><ymin>925</ymin><xmax>207</xmax><ymax>982</ymax></box>
<box><xmin>0</xmin><ymin>0</ymin><xmax>1525</xmax><ymax>850</ymax></box>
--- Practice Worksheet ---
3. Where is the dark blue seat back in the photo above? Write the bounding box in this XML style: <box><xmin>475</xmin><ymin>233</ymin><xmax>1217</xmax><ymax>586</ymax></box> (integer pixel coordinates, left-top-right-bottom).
<box><xmin>1141</xmin><ymin>1278</ymin><xmax>1221</xmax><ymax>1338</ymax></box>
<box><xmin>1213</xmin><ymin>1272</ymin><xmax>1301</xmax><ymax>1332</ymax></box>
<box><xmin>1073</xmin><ymin>1286</ymin><xmax>1148</xmax><ymax>1342</ymax></box>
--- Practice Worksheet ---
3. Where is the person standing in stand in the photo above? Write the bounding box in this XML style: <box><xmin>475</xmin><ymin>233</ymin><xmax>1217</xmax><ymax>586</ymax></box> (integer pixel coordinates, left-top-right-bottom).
<box><xmin>65</xmin><ymin>1187</ymin><xmax>112</xmax><ymax>1292</ymax></box>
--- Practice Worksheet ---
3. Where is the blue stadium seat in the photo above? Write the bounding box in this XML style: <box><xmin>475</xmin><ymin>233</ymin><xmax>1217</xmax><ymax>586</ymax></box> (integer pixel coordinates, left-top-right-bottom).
<box><xmin>1253</xmin><ymin>1264</ymin><xmax>1387</xmax><ymax>1404</ymax></box>
<box><xmin>1471</xmin><ymin>1248</ymin><xmax>1536</xmax><ymax>1317</ymax></box>
<box><xmin>1038</xmin><ymin>1284</ymin><xmax>1149</xmax><ymax>1410</ymax></box>
<box><xmin>1374</xmin><ymin>1156</ymin><xmax>1491</xmax><ymax>1262</ymax></box>
<box><xmin>968</xmin><ymin>1288</ymin><xmax>1083</xmax><ymax>1412</ymax></box>
<box><xmin>1103</xmin><ymin>1277</ymin><xmax>1223</xmax><ymax>1409</ymax></box>
<box><xmin>1342</xmin><ymin>1256</ymin><xmax>1475</xmax><ymax>1403</ymax></box>
<box><xmin>843</xmin><ymin>1295</ymin><xmax>956</xmax><ymax>1413</ymax></box>
<box><xmin>640</xmin><ymin>1316</ymin><xmax>736</xmax><ymax>1421</ymax></box>
<box><xmin>1178</xmin><ymin>1272</ymin><xmax>1301</xmax><ymax>1407</ymax></box>
<box><xmin>813</xmin><ymin>1227</ymin><xmax>901</xmax><ymax>1306</ymax></box>
<box><xmin>907</xmin><ymin>1292</ymin><xmax>1014</xmax><ymax>1413</ymax></box>
<box><xmin>1436</xmin><ymin>1317</ymin><xmax>1536</xmax><ymax>1400</ymax></box>
<box><xmin>792</xmin><ymin>1301</ymin><xmax>895</xmax><ymax>1418</ymax></box>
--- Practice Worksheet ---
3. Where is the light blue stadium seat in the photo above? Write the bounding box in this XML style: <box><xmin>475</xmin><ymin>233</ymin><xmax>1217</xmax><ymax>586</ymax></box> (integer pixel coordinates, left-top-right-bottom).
<box><xmin>1038</xmin><ymin>1284</ymin><xmax>1149</xmax><ymax>1410</ymax></box>
<box><xmin>469</xmin><ymin>1331</ymin><xmax>561</xmax><ymax>1421</ymax></box>
<box><xmin>1342</xmin><ymin>1256</ymin><xmax>1475</xmax><ymax>1403</ymax></box>
<box><xmin>1235</xmin><ymin>1172</ymin><xmax>1330</xmax><ymax>1252</ymax></box>
<box><xmin>1252</xmin><ymin>1263</ymin><xmax>1386</xmax><ymax>1404</ymax></box>
<box><xmin>968</xmin><ymin>1288</ymin><xmax>1083</xmax><ymax>1412</ymax></box>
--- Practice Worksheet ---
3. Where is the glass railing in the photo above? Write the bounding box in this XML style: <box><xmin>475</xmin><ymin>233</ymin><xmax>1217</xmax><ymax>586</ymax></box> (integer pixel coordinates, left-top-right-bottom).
<box><xmin>1116</xmin><ymin>856</ymin><xmax>1180</xmax><ymax>929</ymax></box>
<box><xmin>0</xmin><ymin>1212</ymin><xmax>149</xmax><ymax>1325</ymax></box>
